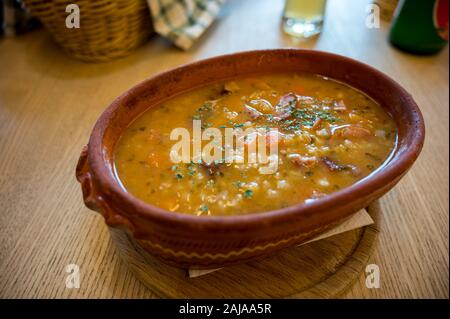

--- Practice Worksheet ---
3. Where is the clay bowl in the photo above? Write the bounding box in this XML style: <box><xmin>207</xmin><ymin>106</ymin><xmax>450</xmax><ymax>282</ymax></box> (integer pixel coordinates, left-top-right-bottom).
<box><xmin>76</xmin><ymin>49</ymin><xmax>425</xmax><ymax>269</ymax></box>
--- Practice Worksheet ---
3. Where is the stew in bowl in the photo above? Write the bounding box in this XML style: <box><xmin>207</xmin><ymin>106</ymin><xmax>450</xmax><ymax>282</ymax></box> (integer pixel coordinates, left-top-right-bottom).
<box><xmin>76</xmin><ymin>49</ymin><xmax>424</xmax><ymax>268</ymax></box>
<box><xmin>115</xmin><ymin>73</ymin><xmax>397</xmax><ymax>216</ymax></box>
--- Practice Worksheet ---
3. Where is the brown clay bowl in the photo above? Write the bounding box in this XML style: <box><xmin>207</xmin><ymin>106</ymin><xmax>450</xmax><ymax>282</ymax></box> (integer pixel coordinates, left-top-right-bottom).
<box><xmin>76</xmin><ymin>49</ymin><xmax>425</xmax><ymax>269</ymax></box>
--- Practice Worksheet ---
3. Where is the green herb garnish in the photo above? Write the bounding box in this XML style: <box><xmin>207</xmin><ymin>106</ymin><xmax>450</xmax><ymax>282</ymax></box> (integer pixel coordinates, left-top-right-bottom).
<box><xmin>244</xmin><ymin>189</ymin><xmax>254</xmax><ymax>198</ymax></box>
<box><xmin>193</xmin><ymin>102</ymin><xmax>215</xmax><ymax>120</ymax></box>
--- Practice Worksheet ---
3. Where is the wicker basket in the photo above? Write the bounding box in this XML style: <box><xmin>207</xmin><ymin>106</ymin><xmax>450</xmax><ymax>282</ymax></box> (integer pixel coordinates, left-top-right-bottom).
<box><xmin>23</xmin><ymin>0</ymin><xmax>153</xmax><ymax>62</ymax></box>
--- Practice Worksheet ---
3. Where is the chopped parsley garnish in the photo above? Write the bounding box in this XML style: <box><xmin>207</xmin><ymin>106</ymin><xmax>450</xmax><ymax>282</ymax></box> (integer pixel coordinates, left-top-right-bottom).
<box><xmin>301</xmin><ymin>120</ymin><xmax>315</xmax><ymax>127</ymax></box>
<box><xmin>198</xmin><ymin>102</ymin><xmax>213</xmax><ymax>112</ymax></box>
<box><xmin>271</xmin><ymin>102</ymin><xmax>342</xmax><ymax>132</ymax></box>
<box><xmin>188</xmin><ymin>170</ymin><xmax>196</xmax><ymax>176</ymax></box>
<box><xmin>175</xmin><ymin>173</ymin><xmax>184</xmax><ymax>180</ymax></box>
<box><xmin>193</xmin><ymin>101</ymin><xmax>215</xmax><ymax>120</ymax></box>
<box><xmin>244</xmin><ymin>189</ymin><xmax>254</xmax><ymax>198</ymax></box>
<box><xmin>316</xmin><ymin>111</ymin><xmax>339</xmax><ymax>123</ymax></box>
<box><xmin>199</xmin><ymin>204</ymin><xmax>209</xmax><ymax>213</ymax></box>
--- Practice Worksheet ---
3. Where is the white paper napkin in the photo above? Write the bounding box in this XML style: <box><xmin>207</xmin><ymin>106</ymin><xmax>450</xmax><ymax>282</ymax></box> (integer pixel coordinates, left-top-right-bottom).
<box><xmin>189</xmin><ymin>209</ymin><xmax>374</xmax><ymax>278</ymax></box>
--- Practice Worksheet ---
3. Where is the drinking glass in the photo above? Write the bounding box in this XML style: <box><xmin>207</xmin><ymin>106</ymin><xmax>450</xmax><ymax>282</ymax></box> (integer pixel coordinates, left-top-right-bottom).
<box><xmin>282</xmin><ymin>0</ymin><xmax>327</xmax><ymax>38</ymax></box>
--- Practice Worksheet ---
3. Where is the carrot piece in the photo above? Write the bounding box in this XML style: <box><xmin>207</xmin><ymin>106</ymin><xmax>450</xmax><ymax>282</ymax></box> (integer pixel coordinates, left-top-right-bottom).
<box><xmin>312</xmin><ymin>118</ymin><xmax>322</xmax><ymax>130</ymax></box>
<box><xmin>341</xmin><ymin>126</ymin><xmax>371</xmax><ymax>138</ymax></box>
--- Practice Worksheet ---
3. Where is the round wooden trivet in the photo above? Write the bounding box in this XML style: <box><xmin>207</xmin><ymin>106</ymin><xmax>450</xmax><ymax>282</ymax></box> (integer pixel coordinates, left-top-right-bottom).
<box><xmin>110</xmin><ymin>201</ymin><xmax>380</xmax><ymax>298</ymax></box>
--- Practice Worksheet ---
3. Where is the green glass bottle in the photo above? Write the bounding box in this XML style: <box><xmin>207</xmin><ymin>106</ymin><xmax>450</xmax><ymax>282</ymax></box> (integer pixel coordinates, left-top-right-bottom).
<box><xmin>389</xmin><ymin>0</ymin><xmax>449</xmax><ymax>54</ymax></box>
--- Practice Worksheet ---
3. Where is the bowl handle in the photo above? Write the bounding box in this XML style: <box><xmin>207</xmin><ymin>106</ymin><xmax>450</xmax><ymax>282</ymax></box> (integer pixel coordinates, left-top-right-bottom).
<box><xmin>76</xmin><ymin>145</ymin><xmax>133</xmax><ymax>230</ymax></box>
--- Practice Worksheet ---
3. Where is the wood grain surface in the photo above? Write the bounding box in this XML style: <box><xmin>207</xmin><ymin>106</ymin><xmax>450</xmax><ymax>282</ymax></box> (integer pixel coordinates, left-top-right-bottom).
<box><xmin>109</xmin><ymin>205</ymin><xmax>379</xmax><ymax>298</ymax></box>
<box><xmin>0</xmin><ymin>0</ymin><xmax>448</xmax><ymax>298</ymax></box>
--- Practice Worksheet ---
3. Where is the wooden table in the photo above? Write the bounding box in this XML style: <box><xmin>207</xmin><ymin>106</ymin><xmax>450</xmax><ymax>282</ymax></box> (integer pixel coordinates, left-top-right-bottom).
<box><xmin>0</xmin><ymin>0</ymin><xmax>448</xmax><ymax>298</ymax></box>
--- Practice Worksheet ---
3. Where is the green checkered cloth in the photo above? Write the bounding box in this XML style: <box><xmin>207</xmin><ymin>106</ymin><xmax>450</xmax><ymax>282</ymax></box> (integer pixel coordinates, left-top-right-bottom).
<box><xmin>147</xmin><ymin>0</ymin><xmax>225</xmax><ymax>50</ymax></box>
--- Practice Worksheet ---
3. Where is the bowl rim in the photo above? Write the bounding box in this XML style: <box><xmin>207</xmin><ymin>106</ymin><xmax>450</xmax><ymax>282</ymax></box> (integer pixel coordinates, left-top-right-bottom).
<box><xmin>87</xmin><ymin>48</ymin><xmax>425</xmax><ymax>229</ymax></box>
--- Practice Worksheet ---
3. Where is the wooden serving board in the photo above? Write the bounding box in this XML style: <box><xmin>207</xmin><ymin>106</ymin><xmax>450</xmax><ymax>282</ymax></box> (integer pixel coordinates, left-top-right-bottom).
<box><xmin>109</xmin><ymin>202</ymin><xmax>380</xmax><ymax>298</ymax></box>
